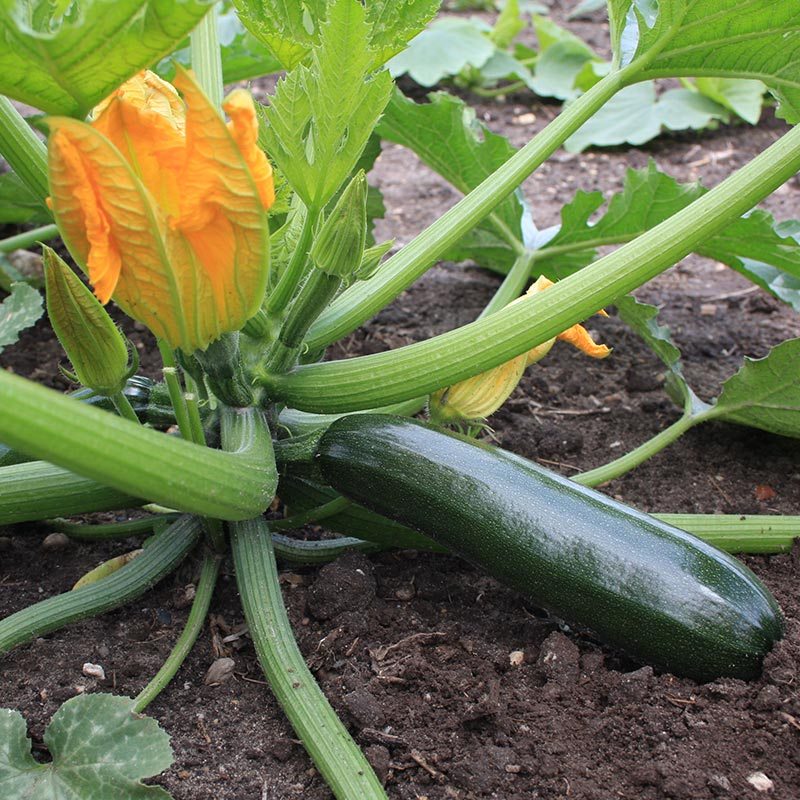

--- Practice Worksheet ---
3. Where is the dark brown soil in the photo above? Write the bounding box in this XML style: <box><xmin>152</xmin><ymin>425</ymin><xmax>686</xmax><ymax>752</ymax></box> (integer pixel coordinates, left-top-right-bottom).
<box><xmin>2</xmin><ymin>4</ymin><xmax>800</xmax><ymax>799</ymax></box>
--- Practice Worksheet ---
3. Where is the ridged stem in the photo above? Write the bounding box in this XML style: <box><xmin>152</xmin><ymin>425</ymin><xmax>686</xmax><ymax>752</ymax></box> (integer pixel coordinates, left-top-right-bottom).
<box><xmin>266</xmin><ymin>207</ymin><xmax>318</xmax><ymax>316</ymax></box>
<box><xmin>271</xmin><ymin>533</ymin><xmax>383</xmax><ymax>565</ymax></box>
<box><xmin>0</xmin><ymin>370</ymin><xmax>277</xmax><ymax>520</ymax></box>
<box><xmin>0</xmin><ymin>96</ymin><xmax>50</xmax><ymax>202</ymax></box>
<box><xmin>133</xmin><ymin>551</ymin><xmax>221</xmax><ymax>712</ymax></box>
<box><xmin>190</xmin><ymin>9</ymin><xmax>224</xmax><ymax>109</ymax></box>
<box><xmin>0</xmin><ymin>515</ymin><xmax>202</xmax><ymax>654</ymax></box>
<box><xmin>479</xmin><ymin>249</ymin><xmax>536</xmax><ymax>318</ymax></box>
<box><xmin>0</xmin><ymin>460</ymin><xmax>139</xmax><ymax>525</ymax></box>
<box><xmin>264</xmin><ymin>124</ymin><xmax>800</xmax><ymax>412</ymax></box>
<box><xmin>48</xmin><ymin>515</ymin><xmax>174</xmax><ymax>541</ymax></box>
<box><xmin>231</xmin><ymin>516</ymin><xmax>387</xmax><ymax>800</ymax></box>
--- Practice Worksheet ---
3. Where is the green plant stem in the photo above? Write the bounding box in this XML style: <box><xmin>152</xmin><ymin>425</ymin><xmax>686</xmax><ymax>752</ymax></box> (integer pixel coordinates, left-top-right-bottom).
<box><xmin>0</xmin><ymin>369</ymin><xmax>277</xmax><ymax>520</ymax></box>
<box><xmin>0</xmin><ymin>460</ymin><xmax>140</xmax><ymax>525</ymax></box>
<box><xmin>0</xmin><ymin>223</ymin><xmax>59</xmax><ymax>253</ymax></box>
<box><xmin>133</xmin><ymin>551</ymin><xmax>221</xmax><ymax>712</ymax></box>
<box><xmin>270</xmin><ymin>496</ymin><xmax>351</xmax><ymax>530</ymax></box>
<box><xmin>190</xmin><ymin>9</ymin><xmax>224</xmax><ymax>109</ymax></box>
<box><xmin>230</xmin><ymin>517</ymin><xmax>387</xmax><ymax>800</ymax></box>
<box><xmin>263</xmin><ymin>123</ymin><xmax>800</xmax><ymax>412</ymax></box>
<box><xmin>574</xmin><ymin>412</ymin><xmax>699</xmax><ymax>487</ymax></box>
<box><xmin>183</xmin><ymin>375</ymin><xmax>207</xmax><ymax>446</ymax></box>
<box><xmin>111</xmin><ymin>391</ymin><xmax>141</xmax><ymax>424</ymax></box>
<box><xmin>48</xmin><ymin>515</ymin><xmax>175</xmax><ymax>541</ymax></box>
<box><xmin>266</xmin><ymin>206</ymin><xmax>319</xmax><ymax>316</ymax></box>
<box><xmin>479</xmin><ymin>249</ymin><xmax>535</xmax><ymax>317</ymax></box>
<box><xmin>653</xmin><ymin>515</ymin><xmax>799</xmax><ymax>554</ymax></box>
<box><xmin>271</xmin><ymin>533</ymin><xmax>383</xmax><ymax>564</ymax></box>
<box><xmin>472</xmin><ymin>80</ymin><xmax>528</xmax><ymax>98</ymax></box>
<box><xmin>267</xmin><ymin>270</ymin><xmax>341</xmax><ymax>373</ymax></box>
<box><xmin>0</xmin><ymin>96</ymin><xmax>50</xmax><ymax>203</ymax></box>
<box><xmin>158</xmin><ymin>341</ymin><xmax>193</xmax><ymax>441</ymax></box>
<box><xmin>304</xmin><ymin>67</ymin><xmax>634</xmax><ymax>352</ymax></box>
<box><xmin>0</xmin><ymin>515</ymin><xmax>202</xmax><ymax>654</ymax></box>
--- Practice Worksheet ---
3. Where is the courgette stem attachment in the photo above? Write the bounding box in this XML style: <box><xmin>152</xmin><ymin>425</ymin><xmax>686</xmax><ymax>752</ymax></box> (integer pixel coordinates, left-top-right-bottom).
<box><xmin>133</xmin><ymin>550</ymin><xmax>221</xmax><ymax>712</ymax></box>
<box><xmin>231</xmin><ymin>517</ymin><xmax>387</xmax><ymax>800</ymax></box>
<box><xmin>0</xmin><ymin>515</ymin><xmax>202</xmax><ymax>654</ymax></box>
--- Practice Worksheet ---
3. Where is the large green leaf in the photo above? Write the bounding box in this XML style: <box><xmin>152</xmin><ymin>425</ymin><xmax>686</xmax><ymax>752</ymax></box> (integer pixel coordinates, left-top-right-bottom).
<box><xmin>0</xmin><ymin>281</ymin><xmax>42</xmax><ymax>353</ymax></box>
<box><xmin>0</xmin><ymin>694</ymin><xmax>173</xmax><ymax>799</ymax></box>
<box><xmin>537</xmin><ymin>162</ymin><xmax>800</xmax><ymax>311</ymax></box>
<box><xmin>616</xmin><ymin>0</ymin><xmax>800</xmax><ymax>123</ymax></box>
<box><xmin>261</xmin><ymin>0</ymin><xmax>393</xmax><ymax>209</ymax></box>
<box><xmin>377</xmin><ymin>89</ymin><xmax>524</xmax><ymax>272</ymax></box>
<box><xmin>0</xmin><ymin>0</ymin><xmax>216</xmax><ymax>116</ymax></box>
<box><xmin>713</xmin><ymin>339</ymin><xmax>800</xmax><ymax>438</ymax></box>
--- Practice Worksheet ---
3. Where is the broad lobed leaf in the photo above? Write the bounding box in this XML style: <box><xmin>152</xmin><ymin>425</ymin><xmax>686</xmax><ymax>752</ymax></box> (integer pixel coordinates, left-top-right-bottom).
<box><xmin>615</xmin><ymin>0</ymin><xmax>800</xmax><ymax>123</ymax></box>
<box><xmin>0</xmin><ymin>0</ymin><xmax>215</xmax><ymax>116</ymax></box>
<box><xmin>0</xmin><ymin>694</ymin><xmax>173</xmax><ymax>799</ymax></box>
<box><xmin>377</xmin><ymin>90</ymin><xmax>524</xmax><ymax>271</ymax></box>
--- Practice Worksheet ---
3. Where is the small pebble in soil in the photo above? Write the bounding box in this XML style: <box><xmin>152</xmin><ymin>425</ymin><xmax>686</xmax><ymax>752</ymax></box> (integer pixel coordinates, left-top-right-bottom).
<box><xmin>81</xmin><ymin>662</ymin><xmax>105</xmax><ymax>680</ymax></box>
<box><xmin>204</xmin><ymin>657</ymin><xmax>235</xmax><ymax>685</ymax></box>
<box><xmin>42</xmin><ymin>532</ymin><xmax>71</xmax><ymax>551</ymax></box>
<box><xmin>509</xmin><ymin>650</ymin><xmax>525</xmax><ymax>667</ymax></box>
<box><xmin>746</xmin><ymin>772</ymin><xmax>774</xmax><ymax>792</ymax></box>
<box><xmin>536</xmin><ymin>632</ymin><xmax>580</xmax><ymax>684</ymax></box>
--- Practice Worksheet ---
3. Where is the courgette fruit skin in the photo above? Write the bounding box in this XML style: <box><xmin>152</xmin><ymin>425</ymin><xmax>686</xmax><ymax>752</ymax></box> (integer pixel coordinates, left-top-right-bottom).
<box><xmin>317</xmin><ymin>414</ymin><xmax>784</xmax><ymax>681</ymax></box>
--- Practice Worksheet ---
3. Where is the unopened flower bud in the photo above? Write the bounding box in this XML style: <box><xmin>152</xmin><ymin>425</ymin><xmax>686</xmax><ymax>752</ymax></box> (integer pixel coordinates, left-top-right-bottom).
<box><xmin>43</xmin><ymin>245</ymin><xmax>132</xmax><ymax>395</ymax></box>
<box><xmin>310</xmin><ymin>171</ymin><xmax>368</xmax><ymax>280</ymax></box>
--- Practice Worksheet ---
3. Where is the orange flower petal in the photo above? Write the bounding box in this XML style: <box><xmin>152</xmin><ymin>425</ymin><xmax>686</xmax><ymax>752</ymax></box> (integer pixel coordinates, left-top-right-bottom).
<box><xmin>48</xmin><ymin>127</ymin><xmax>122</xmax><ymax>303</ymax></box>
<box><xmin>223</xmin><ymin>88</ymin><xmax>275</xmax><ymax>210</ymax></box>
<box><xmin>556</xmin><ymin>324</ymin><xmax>612</xmax><ymax>358</ymax></box>
<box><xmin>48</xmin><ymin>117</ymin><xmax>181</xmax><ymax>345</ymax></box>
<box><xmin>91</xmin><ymin>71</ymin><xmax>185</xmax><ymax>215</ymax></box>
<box><xmin>170</xmin><ymin>68</ymin><xmax>269</xmax><ymax>335</ymax></box>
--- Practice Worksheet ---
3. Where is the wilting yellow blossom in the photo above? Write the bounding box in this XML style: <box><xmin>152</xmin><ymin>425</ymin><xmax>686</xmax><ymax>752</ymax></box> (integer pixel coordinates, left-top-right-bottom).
<box><xmin>47</xmin><ymin>68</ymin><xmax>274</xmax><ymax>352</ymax></box>
<box><xmin>430</xmin><ymin>276</ymin><xmax>611</xmax><ymax>423</ymax></box>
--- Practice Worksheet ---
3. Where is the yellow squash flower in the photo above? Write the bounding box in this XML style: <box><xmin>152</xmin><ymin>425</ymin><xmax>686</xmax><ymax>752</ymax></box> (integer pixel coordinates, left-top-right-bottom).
<box><xmin>430</xmin><ymin>276</ymin><xmax>611</xmax><ymax>423</ymax></box>
<box><xmin>47</xmin><ymin>69</ymin><xmax>274</xmax><ymax>352</ymax></box>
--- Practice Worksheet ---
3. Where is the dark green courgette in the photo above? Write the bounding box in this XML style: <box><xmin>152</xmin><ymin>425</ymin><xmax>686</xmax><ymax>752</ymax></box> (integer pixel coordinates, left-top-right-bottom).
<box><xmin>316</xmin><ymin>414</ymin><xmax>784</xmax><ymax>681</ymax></box>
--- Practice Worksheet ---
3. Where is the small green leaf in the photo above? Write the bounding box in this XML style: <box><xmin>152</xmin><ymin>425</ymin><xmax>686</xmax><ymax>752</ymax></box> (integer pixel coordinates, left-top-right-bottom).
<box><xmin>693</xmin><ymin>78</ymin><xmax>766</xmax><ymax>125</ymax></box>
<box><xmin>568</xmin><ymin>0</ymin><xmax>607</xmax><ymax>19</ymax></box>
<box><xmin>261</xmin><ymin>0</ymin><xmax>393</xmax><ymax>209</ymax></box>
<box><xmin>388</xmin><ymin>17</ymin><xmax>496</xmax><ymax>86</ymax></box>
<box><xmin>0</xmin><ymin>281</ymin><xmax>43</xmax><ymax>354</ymax></box>
<box><xmin>713</xmin><ymin>339</ymin><xmax>800</xmax><ymax>438</ymax></box>
<box><xmin>564</xmin><ymin>82</ymin><xmax>728</xmax><ymax>151</ymax></box>
<box><xmin>377</xmin><ymin>89</ymin><xmax>524</xmax><ymax>272</ymax></box>
<box><xmin>618</xmin><ymin>0</ymin><xmax>800</xmax><ymax>123</ymax></box>
<box><xmin>0</xmin><ymin>0</ymin><xmax>216</xmax><ymax>116</ymax></box>
<box><xmin>0</xmin><ymin>694</ymin><xmax>173</xmax><ymax>799</ymax></box>
<box><xmin>491</xmin><ymin>0</ymin><xmax>524</xmax><ymax>49</ymax></box>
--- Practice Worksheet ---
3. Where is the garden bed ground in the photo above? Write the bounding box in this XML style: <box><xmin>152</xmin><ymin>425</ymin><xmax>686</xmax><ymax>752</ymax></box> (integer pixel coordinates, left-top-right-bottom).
<box><xmin>2</xmin><ymin>7</ymin><xmax>800</xmax><ymax>799</ymax></box>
